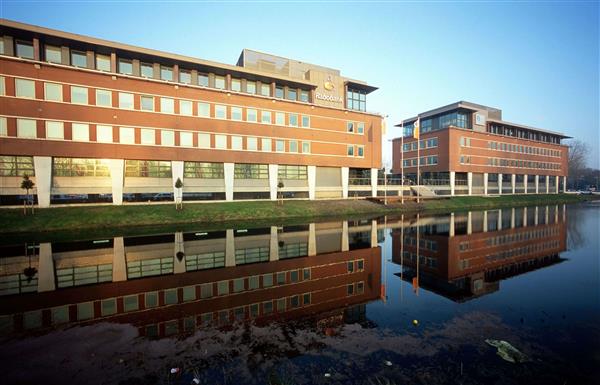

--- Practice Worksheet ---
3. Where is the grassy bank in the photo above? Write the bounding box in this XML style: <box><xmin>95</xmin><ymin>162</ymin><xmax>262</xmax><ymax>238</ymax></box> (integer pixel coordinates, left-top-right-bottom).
<box><xmin>0</xmin><ymin>194</ymin><xmax>594</xmax><ymax>242</ymax></box>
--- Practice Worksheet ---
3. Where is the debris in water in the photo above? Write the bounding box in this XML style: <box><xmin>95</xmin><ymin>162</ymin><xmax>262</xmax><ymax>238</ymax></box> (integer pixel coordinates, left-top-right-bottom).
<box><xmin>324</xmin><ymin>373</ymin><xmax>331</xmax><ymax>378</ymax></box>
<box><xmin>485</xmin><ymin>339</ymin><xmax>529</xmax><ymax>363</ymax></box>
<box><xmin>192</xmin><ymin>378</ymin><xmax>200</xmax><ymax>384</ymax></box>
<box><xmin>384</xmin><ymin>360</ymin><xmax>393</xmax><ymax>366</ymax></box>
<box><xmin>170</xmin><ymin>368</ymin><xmax>181</xmax><ymax>374</ymax></box>
<box><xmin>412</xmin><ymin>319</ymin><xmax>419</xmax><ymax>326</ymax></box>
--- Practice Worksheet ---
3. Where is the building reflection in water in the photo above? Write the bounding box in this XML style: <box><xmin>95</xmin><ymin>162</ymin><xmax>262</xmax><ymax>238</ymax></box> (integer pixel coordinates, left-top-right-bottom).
<box><xmin>390</xmin><ymin>205</ymin><xmax>567</xmax><ymax>302</ymax></box>
<box><xmin>0</xmin><ymin>219</ymin><xmax>383</xmax><ymax>338</ymax></box>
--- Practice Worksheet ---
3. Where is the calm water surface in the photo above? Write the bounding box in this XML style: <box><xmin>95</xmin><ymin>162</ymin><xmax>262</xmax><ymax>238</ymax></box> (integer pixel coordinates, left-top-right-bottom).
<box><xmin>0</xmin><ymin>203</ymin><xmax>598</xmax><ymax>385</ymax></box>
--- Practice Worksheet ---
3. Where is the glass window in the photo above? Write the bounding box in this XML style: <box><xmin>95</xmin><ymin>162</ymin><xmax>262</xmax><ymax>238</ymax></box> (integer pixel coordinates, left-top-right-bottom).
<box><xmin>160</xmin><ymin>97</ymin><xmax>174</xmax><ymax>113</ymax></box>
<box><xmin>183</xmin><ymin>286</ymin><xmax>196</xmax><ymax>301</ymax></box>
<box><xmin>289</xmin><ymin>140</ymin><xmax>298</xmax><ymax>153</ymax></box>
<box><xmin>118</xmin><ymin>59</ymin><xmax>133</xmax><ymax>75</ymax></box>
<box><xmin>16</xmin><ymin>41</ymin><xmax>34</xmax><ymax>59</ymax></box>
<box><xmin>124</xmin><ymin>160</ymin><xmax>171</xmax><ymax>177</ymax></box>
<box><xmin>119</xmin><ymin>126</ymin><xmax>135</xmax><ymax>144</ymax></box>
<box><xmin>357</xmin><ymin>146</ymin><xmax>364</xmax><ymax>157</ymax></box>
<box><xmin>231</xmin><ymin>136</ymin><xmax>243</xmax><ymax>150</ymax></box>
<box><xmin>260</xmin><ymin>83</ymin><xmax>270</xmax><ymax>96</ymax></box>
<box><xmin>140</xmin><ymin>95</ymin><xmax>154</xmax><ymax>111</ymax></box>
<box><xmin>101</xmin><ymin>298</ymin><xmax>117</xmax><ymax>316</ymax></box>
<box><xmin>261</xmin><ymin>138</ymin><xmax>272</xmax><ymax>152</ymax></box>
<box><xmin>302</xmin><ymin>141</ymin><xmax>310</xmax><ymax>154</ymax></box>
<box><xmin>287</xmin><ymin>88</ymin><xmax>297</xmax><ymax>101</ymax></box>
<box><xmin>198</xmin><ymin>102</ymin><xmax>210</xmax><ymax>117</ymax></box>
<box><xmin>0</xmin><ymin>76</ymin><xmax>4</xmax><ymax>95</ymax></box>
<box><xmin>198</xmin><ymin>133</ymin><xmax>211</xmax><ymax>148</ymax></box>
<box><xmin>71</xmin><ymin>51</ymin><xmax>87</xmax><ymax>68</ymax></box>
<box><xmin>276</xmin><ymin>140</ymin><xmax>285</xmax><ymax>152</ymax></box>
<box><xmin>161</xmin><ymin>130</ymin><xmax>175</xmax><ymax>146</ymax></box>
<box><xmin>71</xmin><ymin>86</ymin><xmax>88</xmax><ymax>104</ymax></box>
<box><xmin>275</xmin><ymin>112</ymin><xmax>285</xmax><ymax>125</ymax></box>
<box><xmin>291</xmin><ymin>295</ymin><xmax>300</xmax><ymax>308</ymax></box>
<box><xmin>247</xmin><ymin>137</ymin><xmax>257</xmax><ymax>151</ymax></box>
<box><xmin>275</xmin><ymin>86</ymin><xmax>284</xmax><ymax>98</ymax></box>
<box><xmin>200</xmin><ymin>283</ymin><xmax>213</xmax><ymax>299</ymax></box>
<box><xmin>300</xmin><ymin>90</ymin><xmax>309</xmax><ymax>102</ymax></box>
<box><xmin>51</xmin><ymin>306</ymin><xmax>69</xmax><ymax>324</ymax></box>
<box><xmin>72</xmin><ymin>123</ymin><xmax>90</xmax><ymax>142</ymax></box>
<box><xmin>218</xmin><ymin>280</ymin><xmax>229</xmax><ymax>295</ymax></box>
<box><xmin>44</xmin><ymin>82</ymin><xmax>62</xmax><ymax>101</ymax></box>
<box><xmin>45</xmin><ymin>45</ymin><xmax>62</xmax><ymax>63</ymax></box>
<box><xmin>180</xmin><ymin>131</ymin><xmax>193</xmax><ymax>147</ymax></box>
<box><xmin>198</xmin><ymin>73</ymin><xmax>209</xmax><ymax>87</ymax></box>
<box><xmin>231</xmin><ymin>107</ymin><xmax>242</xmax><ymax>121</ymax></box>
<box><xmin>277</xmin><ymin>298</ymin><xmax>286</xmax><ymax>311</ymax></box>
<box><xmin>303</xmin><ymin>293</ymin><xmax>311</xmax><ymax>304</ymax></box>
<box><xmin>231</xmin><ymin>78</ymin><xmax>241</xmax><ymax>92</ymax></box>
<box><xmin>347</xmin><ymin>145</ymin><xmax>354</xmax><ymax>156</ymax></box>
<box><xmin>0</xmin><ymin>155</ymin><xmax>35</xmax><ymax>175</ymax></box>
<box><xmin>0</xmin><ymin>117</ymin><xmax>7</xmax><ymax>136</ymax></box>
<box><xmin>261</xmin><ymin>111</ymin><xmax>271</xmax><ymax>124</ymax></box>
<box><xmin>279</xmin><ymin>165</ymin><xmax>307</xmax><ymax>179</ymax></box>
<box><xmin>160</xmin><ymin>66</ymin><xmax>173</xmax><ymax>81</ymax></box>
<box><xmin>234</xmin><ymin>278</ymin><xmax>245</xmax><ymax>293</ymax></box>
<box><xmin>140</xmin><ymin>63</ymin><xmax>153</xmax><ymax>78</ymax></box>
<box><xmin>96</xmin><ymin>55</ymin><xmax>111</xmax><ymax>71</ymax></box>
<box><xmin>140</xmin><ymin>128</ymin><xmax>155</xmax><ymax>145</ymax></box>
<box><xmin>246</xmin><ymin>81</ymin><xmax>256</xmax><ymax>94</ymax></box>
<box><xmin>347</xmin><ymin>122</ymin><xmax>354</xmax><ymax>133</ymax></box>
<box><xmin>263</xmin><ymin>273</ymin><xmax>273</xmax><ymax>287</ymax></box>
<box><xmin>118</xmin><ymin>92</ymin><xmax>134</xmax><ymax>109</ymax></box>
<box><xmin>289</xmin><ymin>114</ymin><xmax>298</xmax><ymax>127</ymax></box>
<box><xmin>215</xmin><ymin>105</ymin><xmax>227</xmax><ymax>119</ymax></box>
<box><xmin>277</xmin><ymin>272</ymin><xmax>286</xmax><ymax>284</ymax></box>
<box><xmin>164</xmin><ymin>289</ymin><xmax>178</xmax><ymax>305</ymax></box>
<box><xmin>357</xmin><ymin>122</ymin><xmax>365</xmax><ymax>134</ymax></box>
<box><xmin>246</xmin><ymin>108</ymin><xmax>257</xmax><ymax>122</ymax></box>
<box><xmin>347</xmin><ymin>87</ymin><xmax>366</xmax><ymax>111</ymax></box>
<box><xmin>180</xmin><ymin>100</ymin><xmax>193</xmax><ymax>116</ymax></box>
<box><xmin>46</xmin><ymin>121</ymin><xmax>64</xmax><ymax>139</ymax></box>
<box><xmin>303</xmin><ymin>268</ymin><xmax>311</xmax><ymax>280</ymax></box>
<box><xmin>77</xmin><ymin>302</ymin><xmax>93</xmax><ymax>320</ymax></box>
<box><xmin>184</xmin><ymin>162</ymin><xmax>224</xmax><ymax>178</ymax></box>
<box><xmin>96</xmin><ymin>89</ymin><xmax>112</xmax><ymax>107</ymax></box>
<box><xmin>214</xmin><ymin>75</ymin><xmax>225</xmax><ymax>89</ymax></box>
<box><xmin>96</xmin><ymin>125</ymin><xmax>113</xmax><ymax>143</ymax></box>
<box><xmin>16</xmin><ymin>78</ymin><xmax>35</xmax><ymax>98</ymax></box>
<box><xmin>234</xmin><ymin>164</ymin><xmax>269</xmax><ymax>179</ymax></box>
<box><xmin>215</xmin><ymin>134</ymin><xmax>227</xmax><ymax>149</ymax></box>
<box><xmin>179</xmin><ymin>70</ymin><xmax>191</xmax><ymax>84</ymax></box>
<box><xmin>301</xmin><ymin>115</ymin><xmax>310</xmax><ymax>128</ymax></box>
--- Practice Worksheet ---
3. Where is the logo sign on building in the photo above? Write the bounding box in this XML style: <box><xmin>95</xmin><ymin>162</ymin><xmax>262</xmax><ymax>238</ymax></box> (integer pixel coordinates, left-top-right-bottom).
<box><xmin>475</xmin><ymin>113</ymin><xmax>486</xmax><ymax>126</ymax></box>
<box><xmin>315</xmin><ymin>75</ymin><xmax>343</xmax><ymax>104</ymax></box>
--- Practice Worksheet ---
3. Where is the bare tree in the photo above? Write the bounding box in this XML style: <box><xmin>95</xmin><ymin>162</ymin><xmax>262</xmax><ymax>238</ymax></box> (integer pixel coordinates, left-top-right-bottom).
<box><xmin>566</xmin><ymin>139</ymin><xmax>589</xmax><ymax>190</ymax></box>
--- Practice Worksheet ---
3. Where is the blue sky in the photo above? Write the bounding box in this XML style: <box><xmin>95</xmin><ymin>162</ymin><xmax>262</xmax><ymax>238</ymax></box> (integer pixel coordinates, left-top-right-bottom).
<box><xmin>1</xmin><ymin>1</ymin><xmax>598</xmax><ymax>168</ymax></box>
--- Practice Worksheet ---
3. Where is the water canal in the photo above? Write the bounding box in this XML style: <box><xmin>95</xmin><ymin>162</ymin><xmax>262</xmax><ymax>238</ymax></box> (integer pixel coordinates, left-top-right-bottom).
<box><xmin>0</xmin><ymin>203</ymin><xmax>598</xmax><ymax>384</ymax></box>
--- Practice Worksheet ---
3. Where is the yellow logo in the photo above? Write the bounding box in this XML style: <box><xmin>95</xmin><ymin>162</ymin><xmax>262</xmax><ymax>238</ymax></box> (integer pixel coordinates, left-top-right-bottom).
<box><xmin>324</xmin><ymin>76</ymin><xmax>335</xmax><ymax>91</ymax></box>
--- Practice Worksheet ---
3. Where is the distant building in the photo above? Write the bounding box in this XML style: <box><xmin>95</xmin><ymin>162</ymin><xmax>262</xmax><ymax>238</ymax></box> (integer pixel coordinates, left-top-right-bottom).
<box><xmin>392</xmin><ymin>101</ymin><xmax>569</xmax><ymax>195</ymax></box>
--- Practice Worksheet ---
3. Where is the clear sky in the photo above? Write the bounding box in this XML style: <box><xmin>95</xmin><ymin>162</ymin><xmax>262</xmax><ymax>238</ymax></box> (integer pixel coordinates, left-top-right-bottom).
<box><xmin>1</xmin><ymin>1</ymin><xmax>598</xmax><ymax>168</ymax></box>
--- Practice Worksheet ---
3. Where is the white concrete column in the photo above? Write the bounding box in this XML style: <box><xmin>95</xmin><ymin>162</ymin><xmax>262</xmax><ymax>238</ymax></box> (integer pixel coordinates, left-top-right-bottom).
<box><xmin>171</xmin><ymin>161</ymin><xmax>184</xmax><ymax>203</ymax></box>
<box><xmin>33</xmin><ymin>156</ymin><xmax>52</xmax><ymax>208</ymax></box>
<box><xmin>370</xmin><ymin>168</ymin><xmax>378</xmax><ymax>197</ymax></box>
<box><xmin>562</xmin><ymin>204</ymin><xmax>566</xmax><ymax>222</ymax></box>
<box><xmin>555</xmin><ymin>205</ymin><xmax>559</xmax><ymax>223</ymax></box>
<box><xmin>370</xmin><ymin>219</ymin><xmax>378</xmax><ymax>247</ymax></box>
<box><xmin>511</xmin><ymin>174</ymin><xmax>516</xmax><ymax>194</ymax></box>
<box><xmin>450</xmin><ymin>171</ymin><xmax>456</xmax><ymax>196</ymax></box>
<box><xmin>449</xmin><ymin>213</ymin><xmax>455</xmax><ymax>237</ymax></box>
<box><xmin>483</xmin><ymin>172</ymin><xmax>488</xmax><ymax>196</ymax></box>
<box><xmin>534</xmin><ymin>206</ymin><xmax>539</xmax><ymax>226</ymax></box>
<box><xmin>225</xmin><ymin>229</ymin><xmax>235</xmax><ymax>267</ymax></box>
<box><xmin>555</xmin><ymin>176</ymin><xmax>559</xmax><ymax>194</ymax></box>
<box><xmin>467</xmin><ymin>211</ymin><xmax>472</xmax><ymax>235</ymax></box>
<box><xmin>497</xmin><ymin>209</ymin><xmax>502</xmax><ymax>230</ymax></box>
<box><xmin>37</xmin><ymin>243</ymin><xmax>55</xmax><ymax>292</ymax></box>
<box><xmin>224</xmin><ymin>163</ymin><xmax>234</xmax><ymax>201</ymax></box>
<box><xmin>467</xmin><ymin>172</ymin><xmax>473</xmax><ymax>196</ymax></box>
<box><xmin>342</xmin><ymin>221</ymin><xmax>349</xmax><ymax>252</ymax></box>
<box><xmin>523</xmin><ymin>174</ymin><xmax>528</xmax><ymax>194</ymax></box>
<box><xmin>107</xmin><ymin>159</ymin><xmax>124</xmax><ymax>205</ymax></box>
<box><xmin>563</xmin><ymin>176</ymin><xmax>567</xmax><ymax>193</ymax></box>
<box><xmin>269</xmin><ymin>226</ymin><xmax>279</xmax><ymax>261</ymax></box>
<box><xmin>308</xmin><ymin>165</ymin><xmax>316</xmax><ymax>200</ymax></box>
<box><xmin>498</xmin><ymin>173</ymin><xmax>503</xmax><ymax>195</ymax></box>
<box><xmin>483</xmin><ymin>211</ymin><xmax>488</xmax><ymax>232</ymax></box>
<box><xmin>535</xmin><ymin>175</ymin><xmax>540</xmax><ymax>194</ymax></box>
<box><xmin>545</xmin><ymin>206</ymin><xmax>549</xmax><ymax>224</ymax></box>
<box><xmin>546</xmin><ymin>176</ymin><xmax>550</xmax><ymax>194</ymax></box>
<box><xmin>341</xmin><ymin>167</ymin><xmax>349</xmax><ymax>199</ymax></box>
<box><xmin>308</xmin><ymin>223</ymin><xmax>317</xmax><ymax>256</ymax></box>
<box><xmin>269</xmin><ymin>164</ymin><xmax>279</xmax><ymax>201</ymax></box>
<box><xmin>510</xmin><ymin>208</ymin><xmax>515</xmax><ymax>229</ymax></box>
<box><xmin>523</xmin><ymin>207</ymin><xmax>528</xmax><ymax>227</ymax></box>
<box><xmin>112</xmin><ymin>237</ymin><xmax>127</xmax><ymax>282</ymax></box>
<box><xmin>173</xmin><ymin>232</ymin><xmax>186</xmax><ymax>274</ymax></box>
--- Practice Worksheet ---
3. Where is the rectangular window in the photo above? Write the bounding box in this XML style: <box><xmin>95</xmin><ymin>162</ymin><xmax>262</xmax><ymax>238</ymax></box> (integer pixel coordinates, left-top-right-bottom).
<box><xmin>231</xmin><ymin>78</ymin><xmax>241</xmax><ymax>92</ymax></box>
<box><xmin>278</xmin><ymin>165</ymin><xmax>307</xmax><ymax>180</ymax></box>
<box><xmin>247</xmin><ymin>137</ymin><xmax>257</xmax><ymax>151</ymax></box>
<box><xmin>71</xmin><ymin>86</ymin><xmax>88</xmax><ymax>104</ymax></box>
<box><xmin>118</xmin><ymin>92</ymin><xmax>134</xmax><ymax>109</ymax></box>
<box><xmin>118</xmin><ymin>59</ymin><xmax>133</xmax><ymax>75</ymax></box>
<box><xmin>300</xmin><ymin>90</ymin><xmax>309</xmax><ymax>102</ymax></box>
<box><xmin>0</xmin><ymin>155</ymin><xmax>35</xmax><ymax>176</ymax></box>
<box><xmin>301</xmin><ymin>115</ymin><xmax>310</xmax><ymax>128</ymax></box>
<box><xmin>119</xmin><ymin>127</ymin><xmax>135</xmax><ymax>144</ymax></box>
<box><xmin>214</xmin><ymin>75</ymin><xmax>225</xmax><ymax>89</ymax></box>
<box><xmin>161</xmin><ymin>130</ymin><xmax>175</xmax><ymax>146</ymax></box>
<box><xmin>160</xmin><ymin>97</ymin><xmax>174</xmax><ymax>113</ymax></box>
<box><xmin>46</xmin><ymin>121</ymin><xmax>64</xmax><ymax>139</ymax></box>
<box><xmin>198</xmin><ymin>133</ymin><xmax>211</xmax><ymax>148</ymax></box>
<box><xmin>140</xmin><ymin>63</ymin><xmax>153</xmax><ymax>78</ymax></box>
<box><xmin>198</xmin><ymin>73</ymin><xmax>209</xmax><ymax>87</ymax></box>
<box><xmin>234</xmin><ymin>164</ymin><xmax>269</xmax><ymax>179</ymax></box>
<box><xmin>357</xmin><ymin>122</ymin><xmax>365</xmax><ymax>134</ymax></box>
<box><xmin>263</xmin><ymin>273</ymin><xmax>273</xmax><ymax>287</ymax></box>
<box><xmin>231</xmin><ymin>107</ymin><xmax>242</xmax><ymax>121</ymax></box>
<box><xmin>275</xmin><ymin>112</ymin><xmax>285</xmax><ymax>125</ymax></box>
<box><xmin>289</xmin><ymin>140</ymin><xmax>298</xmax><ymax>153</ymax></box>
<box><xmin>183</xmin><ymin>286</ymin><xmax>196</xmax><ymax>301</ymax></box>
<box><xmin>16</xmin><ymin>78</ymin><xmax>35</xmax><ymax>98</ymax></box>
<box><xmin>71</xmin><ymin>51</ymin><xmax>87</xmax><ymax>68</ymax></box>
<box><xmin>277</xmin><ymin>298</ymin><xmax>286</xmax><ymax>312</ymax></box>
<box><xmin>140</xmin><ymin>128</ymin><xmax>155</xmax><ymax>145</ymax></box>
<box><xmin>180</xmin><ymin>131</ymin><xmax>193</xmax><ymax>147</ymax></box>
<box><xmin>198</xmin><ymin>102</ymin><xmax>210</xmax><ymax>117</ymax></box>
<box><xmin>140</xmin><ymin>95</ymin><xmax>154</xmax><ymax>111</ymax></box>
<box><xmin>231</xmin><ymin>136</ymin><xmax>243</xmax><ymax>150</ymax></box>
<box><xmin>125</xmin><ymin>160</ymin><xmax>171</xmax><ymax>177</ymax></box>
<box><xmin>180</xmin><ymin>100</ymin><xmax>193</xmax><ymax>116</ymax></box>
<box><xmin>72</xmin><ymin>123</ymin><xmax>90</xmax><ymax>142</ymax></box>
<box><xmin>261</xmin><ymin>138</ymin><xmax>272</xmax><ymax>152</ymax></box>
<box><xmin>16</xmin><ymin>41</ymin><xmax>34</xmax><ymax>59</ymax></box>
<box><xmin>289</xmin><ymin>114</ymin><xmax>298</xmax><ymax>127</ymax></box>
<box><xmin>346</xmin><ymin>87</ymin><xmax>366</xmax><ymax>112</ymax></box>
<box><xmin>96</xmin><ymin>125</ymin><xmax>113</xmax><ymax>143</ymax></box>
<box><xmin>215</xmin><ymin>134</ymin><xmax>227</xmax><ymax>149</ymax></box>
<box><xmin>261</xmin><ymin>111</ymin><xmax>272</xmax><ymax>124</ymax></box>
<box><xmin>184</xmin><ymin>162</ymin><xmax>224</xmax><ymax>178</ymax></box>
<box><xmin>291</xmin><ymin>295</ymin><xmax>300</xmax><ymax>308</ymax></box>
<box><xmin>215</xmin><ymin>105</ymin><xmax>227</xmax><ymax>119</ymax></box>
<box><xmin>160</xmin><ymin>66</ymin><xmax>173</xmax><ymax>81</ymax></box>
<box><xmin>275</xmin><ymin>86</ymin><xmax>284</xmax><ymax>98</ymax></box>
<box><xmin>96</xmin><ymin>55</ymin><xmax>111</xmax><ymax>71</ymax></box>
<box><xmin>260</xmin><ymin>83</ymin><xmax>270</xmax><ymax>96</ymax></box>
<box><xmin>96</xmin><ymin>89</ymin><xmax>112</xmax><ymax>107</ymax></box>
<box><xmin>179</xmin><ymin>70</ymin><xmax>191</xmax><ymax>84</ymax></box>
<box><xmin>347</xmin><ymin>122</ymin><xmax>354</xmax><ymax>133</ymax></box>
<box><xmin>277</xmin><ymin>272</ymin><xmax>286</xmax><ymax>285</ymax></box>
<box><xmin>302</xmin><ymin>141</ymin><xmax>310</xmax><ymax>154</ymax></box>
<box><xmin>276</xmin><ymin>140</ymin><xmax>285</xmax><ymax>152</ymax></box>
<box><xmin>45</xmin><ymin>45</ymin><xmax>62</xmax><ymax>63</ymax></box>
<box><xmin>246</xmin><ymin>81</ymin><xmax>256</xmax><ymax>94</ymax></box>
<box><xmin>357</xmin><ymin>146</ymin><xmax>364</xmax><ymax>157</ymax></box>
<box><xmin>246</xmin><ymin>108</ymin><xmax>257</xmax><ymax>122</ymax></box>
<box><xmin>0</xmin><ymin>76</ymin><xmax>4</xmax><ymax>95</ymax></box>
<box><xmin>287</xmin><ymin>88</ymin><xmax>297</xmax><ymax>101</ymax></box>
<box><xmin>0</xmin><ymin>117</ymin><xmax>7</xmax><ymax>136</ymax></box>
<box><xmin>218</xmin><ymin>280</ymin><xmax>229</xmax><ymax>295</ymax></box>
<box><xmin>44</xmin><ymin>82</ymin><xmax>62</xmax><ymax>101</ymax></box>
<box><xmin>233</xmin><ymin>278</ymin><xmax>245</xmax><ymax>293</ymax></box>
<box><xmin>347</xmin><ymin>145</ymin><xmax>354</xmax><ymax>156</ymax></box>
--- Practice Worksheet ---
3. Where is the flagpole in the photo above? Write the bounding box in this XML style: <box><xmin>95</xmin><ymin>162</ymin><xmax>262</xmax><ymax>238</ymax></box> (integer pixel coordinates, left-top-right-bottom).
<box><xmin>417</xmin><ymin>118</ymin><xmax>420</xmax><ymax>204</ymax></box>
<box><xmin>401</xmin><ymin>121</ymin><xmax>404</xmax><ymax>204</ymax></box>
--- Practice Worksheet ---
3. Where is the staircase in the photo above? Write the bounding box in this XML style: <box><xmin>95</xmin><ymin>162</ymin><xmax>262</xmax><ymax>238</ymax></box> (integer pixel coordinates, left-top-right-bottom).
<box><xmin>410</xmin><ymin>185</ymin><xmax>437</xmax><ymax>197</ymax></box>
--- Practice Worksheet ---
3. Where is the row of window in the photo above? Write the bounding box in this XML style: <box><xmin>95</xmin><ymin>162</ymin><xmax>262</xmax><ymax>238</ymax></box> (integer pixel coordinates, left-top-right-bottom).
<box><xmin>486</xmin><ymin>227</ymin><xmax>560</xmax><ymax>247</ymax></box>
<box><xmin>402</xmin><ymin>156</ymin><xmax>439</xmax><ymax>167</ymax></box>
<box><xmin>489</xmin><ymin>123</ymin><xmax>561</xmax><ymax>145</ymax></box>
<box><xmin>486</xmin><ymin>140</ymin><xmax>561</xmax><ymax>158</ymax></box>
<box><xmin>2</xmin><ymin>38</ymin><xmax>313</xmax><ymax>102</ymax></box>
<box><xmin>402</xmin><ymin>137</ymin><xmax>439</xmax><ymax>152</ymax></box>
<box><xmin>486</xmin><ymin>157</ymin><xmax>561</xmax><ymax>170</ymax></box>
<box><xmin>403</xmin><ymin>111</ymin><xmax>469</xmax><ymax>137</ymax></box>
<box><xmin>485</xmin><ymin>240</ymin><xmax>560</xmax><ymax>262</ymax></box>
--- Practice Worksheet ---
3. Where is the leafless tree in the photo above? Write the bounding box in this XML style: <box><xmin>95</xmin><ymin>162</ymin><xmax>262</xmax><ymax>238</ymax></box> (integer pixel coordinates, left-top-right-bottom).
<box><xmin>566</xmin><ymin>139</ymin><xmax>589</xmax><ymax>189</ymax></box>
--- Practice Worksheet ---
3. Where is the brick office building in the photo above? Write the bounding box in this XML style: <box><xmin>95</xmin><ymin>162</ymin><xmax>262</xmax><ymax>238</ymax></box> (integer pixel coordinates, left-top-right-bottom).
<box><xmin>0</xmin><ymin>19</ymin><xmax>382</xmax><ymax>207</ymax></box>
<box><xmin>392</xmin><ymin>101</ymin><xmax>569</xmax><ymax>195</ymax></box>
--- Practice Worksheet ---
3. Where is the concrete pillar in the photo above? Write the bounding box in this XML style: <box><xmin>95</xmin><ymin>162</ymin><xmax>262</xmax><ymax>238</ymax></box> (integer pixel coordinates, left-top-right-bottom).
<box><xmin>450</xmin><ymin>171</ymin><xmax>456</xmax><ymax>196</ymax></box>
<box><xmin>341</xmin><ymin>221</ymin><xmax>349</xmax><ymax>252</ymax></box>
<box><xmin>173</xmin><ymin>232</ymin><xmax>186</xmax><ymax>274</ymax></box>
<box><xmin>483</xmin><ymin>172</ymin><xmax>488</xmax><ymax>196</ymax></box>
<box><xmin>546</xmin><ymin>176</ymin><xmax>550</xmax><ymax>194</ymax></box>
<box><xmin>308</xmin><ymin>223</ymin><xmax>317</xmax><ymax>256</ymax></box>
<box><xmin>563</xmin><ymin>176</ymin><xmax>567</xmax><ymax>193</ymax></box>
<box><xmin>510</xmin><ymin>208</ymin><xmax>515</xmax><ymax>229</ymax></box>
<box><xmin>269</xmin><ymin>226</ymin><xmax>279</xmax><ymax>261</ymax></box>
<box><xmin>308</xmin><ymin>165</ymin><xmax>316</xmax><ymax>200</ymax></box>
<box><xmin>562</xmin><ymin>204</ymin><xmax>566</xmax><ymax>222</ymax></box>
<box><xmin>511</xmin><ymin>174</ymin><xmax>516</xmax><ymax>194</ymax></box>
<box><xmin>467</xmin><ymin>211</ymin><xmax>472</xmax><ymax>235</ymax></box>
<box><xmin>225</xmin><ymin>229</ymin><xmax>235</xmax><ymax>267</ymax></box>
<box><xmin>269</xmin><ymin>164</ymin><xmax>279</xmax><ymax>201</ymax></box>
<box><xmin>37</xmin><ymin>243</ymin><xmax>55</xmax><ymax>292</ymax></box>
<box><xmin>467</xmin><ymin>172</ymin><xmax>473</xmax><ymax>196</ymax></box>
<box><xmin>555</xmin><ymin>205</ymin><xmax>559</xmax><ymax>223</ymax></box>
<box><xmin>523</xmin><ymin>207</ymin><xmax>528</xmax><ymax>227</ymax></box>
<box><xmin>497</xmin><ymin>209</ymin><xmax>502</xmax><ymax>230</ymax></box>
<box><xmin>535</xmin><ymin>175</ymin><xmax>539</xmax><ymax>194</ymax></box>
<box><xmin>171</xmin><ymin>161</ymin><xmax>184</xmax><ymax>203</ymax></box>
<box><xmin>224</xmin><ymin>162</ymin><xmax>234</xmax><ymax>201</ymax></box>
<box><xmin>370</xmin><ymin>220</ymin><xmax>378</xmax><ymax>247</ymax></box>
<box><xmin>545</xmin><ymin>206</ymin><xmax>549</xmax><ymax>224</ymax></box>
<box><xmin>112</xmin><ymin>237</ymin><xmax>127</xmax><ymax>282</ymax></box>
<box><xmin>534</xmin><ymin>206</ymin><xmax>539</xmax><ymax>226</ymax></box>
<box><xmin>483</xmin><ymin>211</ymin><xmax>488</xmax><ymax>232</ymax></box>
<box><xmin>498</xmin><ymin>173</ymin><xmax>503</xmax><ymax>195</ymax></box>
<box><xmin>524</xmin><ymin>174</ymin><xmax>528</xmax><ymax>194</ymax></box>
<box><xmin>371</xmin><ymin>168</ymin><xmax>378</xmax><ymax>197</ymax></box>
<box><xmin>109</xmin><ymin>159</ymin><xmax>124</xmax><ymax>205</ymax></box>
<box><xmin>449</xmin><ymin>213</ymin><xmax>455</xmax><ymax>237</ymax></box>
<box><xmin>341</xmin><ymin>167</ymin><xmax>349</xmax><ymax>199</ymax></box>
<box><xmin>33</xmin><ymin>156</ymin><xmax>52</xmax><ymax>208</ymax></box>
<box><xmin>555</xmin><ymin>176</ymin><xmax>559</xmax><ymax>194</ymax></box>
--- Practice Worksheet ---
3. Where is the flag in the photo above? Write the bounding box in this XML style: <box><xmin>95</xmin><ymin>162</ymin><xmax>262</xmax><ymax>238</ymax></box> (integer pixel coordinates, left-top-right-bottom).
<box><xmin>413</xmin><ymin>118</ymin><xmax>420</xmax><ymax>139</ymax></box>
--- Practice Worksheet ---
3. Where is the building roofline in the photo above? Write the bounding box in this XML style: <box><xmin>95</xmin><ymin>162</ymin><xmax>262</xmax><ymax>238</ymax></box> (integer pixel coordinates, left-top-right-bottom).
<box><xmin>487</xmin><ymin>118</ymin><xmax>570</xmax><ymax>138</ymax></box>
